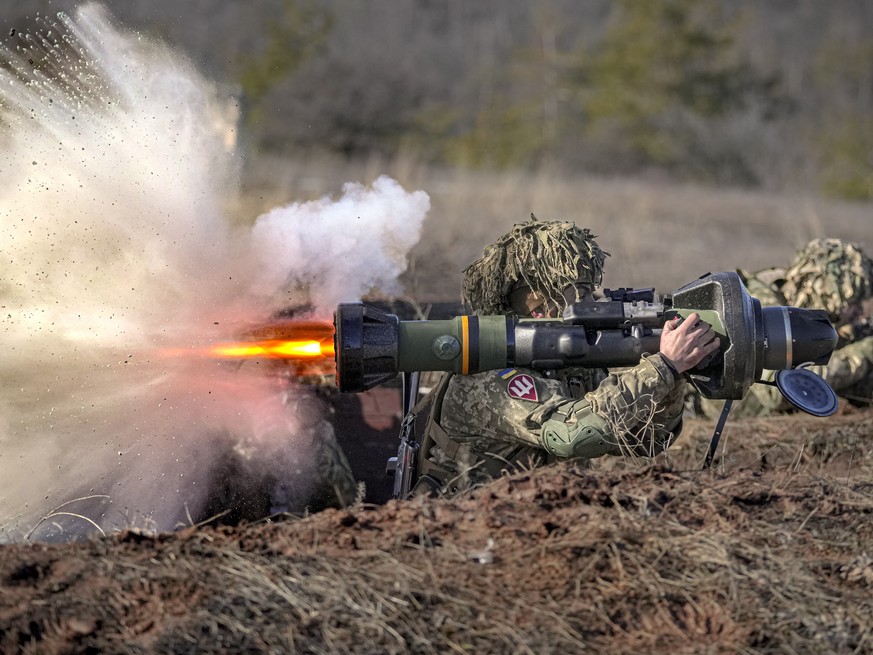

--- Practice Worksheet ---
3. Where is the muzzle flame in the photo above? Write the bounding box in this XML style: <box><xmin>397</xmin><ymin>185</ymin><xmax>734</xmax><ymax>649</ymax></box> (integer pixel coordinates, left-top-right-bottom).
<box><xmin>209</xmin><ymin>339</ymin><xmax>335</xmax><ymax>360</ymax></box>
<box><xmin>166</xmin><ymin>319</ymin><xmax>337</xmax><ymax>378</ymax></box>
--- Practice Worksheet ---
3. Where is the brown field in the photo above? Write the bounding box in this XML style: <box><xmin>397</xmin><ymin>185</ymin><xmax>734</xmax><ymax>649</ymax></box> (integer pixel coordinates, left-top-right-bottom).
<box><xmin>2</xmin><ymin>160</ymin><xmax>873</xmax><ymax>654</ymax></box>
<box><xmin>241</xmin><ymin>154</ymin><xmax>873</xmax><ymax>301</ymax></box>
<box><xmin>1</xmin><ymin>407</ymin><xmax>872</xmax><ymax>654</ymax></box>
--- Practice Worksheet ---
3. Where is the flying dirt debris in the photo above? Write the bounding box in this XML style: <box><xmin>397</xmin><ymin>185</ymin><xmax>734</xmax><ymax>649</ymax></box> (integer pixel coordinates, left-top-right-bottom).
<box><xmin>0</xmin><ymin>5</ymin><xmax>431</xmax><ymax>541</ymax></box>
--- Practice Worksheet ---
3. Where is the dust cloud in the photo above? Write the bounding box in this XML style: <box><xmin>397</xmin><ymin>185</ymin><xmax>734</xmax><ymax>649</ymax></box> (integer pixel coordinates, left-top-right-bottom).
<box><xmin>0</xmin><ymin>4</ymin><xmax>428</xmax><ymax>541</ymax></box>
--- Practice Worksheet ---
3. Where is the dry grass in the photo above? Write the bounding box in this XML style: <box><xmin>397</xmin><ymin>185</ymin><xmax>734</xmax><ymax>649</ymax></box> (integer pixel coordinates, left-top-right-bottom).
<box><xmin>241</xmin><ymin>153</ymin><xmax>873</xmax><ymax>301</ymax></box>
<box><xmin>3</xmin><ymin>436</ymin><xmax>873</xmax><ymax>654</ymax></box>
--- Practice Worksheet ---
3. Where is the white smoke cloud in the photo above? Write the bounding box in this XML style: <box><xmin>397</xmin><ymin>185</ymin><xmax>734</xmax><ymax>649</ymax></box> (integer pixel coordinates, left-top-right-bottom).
<box><xmin>0</xmin><ymin>4</ymin><xmax>429</xmax><ymax>541</ymax></box>
<box><xmin>249</xmin><ymin>176</ymin><xmax>429</xmax><ymax>314</ymax></box>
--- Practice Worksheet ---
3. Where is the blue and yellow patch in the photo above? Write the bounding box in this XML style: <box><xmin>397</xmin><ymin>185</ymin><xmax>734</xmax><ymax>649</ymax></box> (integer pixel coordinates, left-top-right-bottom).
<box><xmin>498</xmin><ymin>368</ymin><xmax>518</xmax><ymax>380</ymax></box>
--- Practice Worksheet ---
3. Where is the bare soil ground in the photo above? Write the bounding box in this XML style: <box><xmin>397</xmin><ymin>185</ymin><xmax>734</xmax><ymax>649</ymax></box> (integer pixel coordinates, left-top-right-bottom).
<box><xmin>1</xmin><ymin>406</ymin><xmax>872</xmax><ymax>654</ymax></box>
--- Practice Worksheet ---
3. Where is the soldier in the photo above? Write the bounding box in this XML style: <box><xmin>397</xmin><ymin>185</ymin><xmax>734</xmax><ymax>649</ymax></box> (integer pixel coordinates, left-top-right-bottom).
<box><xmin>407</xmin><ymin>217</ymin><xmax>720</xmax><ymax>496</ymax></box>
<box><xmin>694</xmin><ymin>238</ymin><xmax>873</xmax><ymax>418</ymax></box>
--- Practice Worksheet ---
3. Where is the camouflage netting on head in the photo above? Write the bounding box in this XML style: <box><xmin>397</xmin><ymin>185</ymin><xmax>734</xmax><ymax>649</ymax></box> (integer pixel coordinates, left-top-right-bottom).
<box><xmin>782</xmin><ymin>238</ymin><xmax>873</xmax><ymax>321</ymax></box>
<box><xmin>462</xmin><ymin>216</ymin><xmax>609</xmax><ymax>314</ymax></box>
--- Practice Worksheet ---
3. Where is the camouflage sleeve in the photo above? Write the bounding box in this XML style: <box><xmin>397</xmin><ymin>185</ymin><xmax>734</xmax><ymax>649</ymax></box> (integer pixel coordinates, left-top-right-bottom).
<box><xmin>536</xmin><ymin>354</ymin><xmax>685</xmax><ymax>459</ymax></box>
<box><xmin>825</xmin><ymin>337</ymin><xmax>873</xmax><ymax>392</ymax></box>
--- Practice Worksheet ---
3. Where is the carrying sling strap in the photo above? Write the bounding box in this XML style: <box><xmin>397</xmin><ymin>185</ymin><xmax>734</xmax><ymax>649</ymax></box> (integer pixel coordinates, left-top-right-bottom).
<box><xmin>413</xmin><ymin>373</ymin><xmax>456</xmax><ymax>485</ymax></box>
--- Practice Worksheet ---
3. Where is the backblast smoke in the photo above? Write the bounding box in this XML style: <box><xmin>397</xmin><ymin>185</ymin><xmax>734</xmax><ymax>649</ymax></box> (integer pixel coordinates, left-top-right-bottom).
<box><xmin>0</xmin><ymin>4</ymin><xmax>429</xmax><ymax>541</ymax></box>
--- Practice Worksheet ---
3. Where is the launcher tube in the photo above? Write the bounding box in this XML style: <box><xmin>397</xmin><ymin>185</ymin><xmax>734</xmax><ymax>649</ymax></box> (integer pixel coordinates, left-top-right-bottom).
<box><xmin>397</xmin><ymin>314</ymin><xmax>668</xmax><ymax>373</ymax></box>
<box><xmin>397</xmin><ymin>316</ymin><xmax>511</xmax><ymax>374</ymax></box>
<box><xmin>334</xmin><ymin>271</ymin><xmax>838</xmax><ymax>398</ymax></box>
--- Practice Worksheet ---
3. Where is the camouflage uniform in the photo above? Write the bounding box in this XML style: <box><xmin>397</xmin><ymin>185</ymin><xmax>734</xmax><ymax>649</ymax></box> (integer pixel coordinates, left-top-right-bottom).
<box><xmin>412</xmin><ymin>218</ymin><xmax>687</xmax><ymax>496</ymax></box>
<box><xmin>694</xmin><ymin>238</ymin><xmax>873</xmax><ymax>418</ymax></box>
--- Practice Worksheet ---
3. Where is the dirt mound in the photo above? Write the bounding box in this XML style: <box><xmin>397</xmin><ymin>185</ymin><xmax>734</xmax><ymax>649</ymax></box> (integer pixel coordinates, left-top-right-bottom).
<box><xmin>1</xmin><ymin>409</ymin><xmax>872</xmax><ymax>654</ymax></box>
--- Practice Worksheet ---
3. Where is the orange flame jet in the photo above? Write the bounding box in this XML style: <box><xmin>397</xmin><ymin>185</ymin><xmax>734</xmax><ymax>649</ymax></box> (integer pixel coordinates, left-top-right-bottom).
<box><xmin>170</xmin><ymin>319</ymin><xmax>337</xmax><ymax>378</ymax></box>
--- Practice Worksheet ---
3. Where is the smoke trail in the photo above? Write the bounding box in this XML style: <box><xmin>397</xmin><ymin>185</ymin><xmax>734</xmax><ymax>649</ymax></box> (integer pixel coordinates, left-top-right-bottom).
<box><xmin>0</xmin><ymin>5</ymin><xmax>429</xmax><ymax>541</ymax></box>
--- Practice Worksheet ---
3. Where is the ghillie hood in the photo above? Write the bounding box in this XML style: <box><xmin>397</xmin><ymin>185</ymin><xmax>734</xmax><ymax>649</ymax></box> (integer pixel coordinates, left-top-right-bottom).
<box><xmin>462</xmin><ymin>216</ymin><xmax>609</xmax><ymax>315</ymax></box>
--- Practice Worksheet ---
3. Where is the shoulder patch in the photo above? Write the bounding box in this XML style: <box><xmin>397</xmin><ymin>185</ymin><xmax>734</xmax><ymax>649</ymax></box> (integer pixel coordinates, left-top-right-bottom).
<box><xmin>498</xmin><ymin>368</ymin><xmax>518</xmax><ymax>379</ymax></box>
<box><xmin>506</xmin><ymin>373</ymin><xmax>539</xmax><ymax>402</ymax></box>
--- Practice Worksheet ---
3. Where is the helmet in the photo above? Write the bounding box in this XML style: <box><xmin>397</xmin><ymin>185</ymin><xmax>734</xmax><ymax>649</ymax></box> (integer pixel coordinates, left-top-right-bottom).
<box><xmin>782</xmin><ymin>238</ymin><xmax>873</xmax><ymax>322</ymax></box>
<box><xmin>462</xmin><ymin>216</ymin><xmax>609</xmax><ymax>315</ymax></box>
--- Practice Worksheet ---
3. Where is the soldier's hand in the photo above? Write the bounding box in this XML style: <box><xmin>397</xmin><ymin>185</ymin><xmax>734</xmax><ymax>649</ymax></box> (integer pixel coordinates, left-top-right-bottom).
<box><xmin>660</xmin><ymin>312</ymin><xmax>720</xmax><ymax>374</ymax></box>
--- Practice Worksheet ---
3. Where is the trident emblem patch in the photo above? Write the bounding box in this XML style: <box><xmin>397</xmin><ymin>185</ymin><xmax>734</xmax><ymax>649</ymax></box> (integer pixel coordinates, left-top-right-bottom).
<box><xmin>506</xmin><ymin>373</ymin><xmax>538</xmax><ymax>402</ymax></box>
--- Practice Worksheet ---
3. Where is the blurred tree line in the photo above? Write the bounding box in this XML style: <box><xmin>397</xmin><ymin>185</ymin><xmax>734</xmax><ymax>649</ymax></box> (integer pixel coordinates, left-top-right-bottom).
<box><xmin>4</xmin><ymin>0</ymin><xmax>873</xmax><ymax>199</ymax></box>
